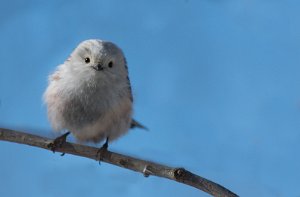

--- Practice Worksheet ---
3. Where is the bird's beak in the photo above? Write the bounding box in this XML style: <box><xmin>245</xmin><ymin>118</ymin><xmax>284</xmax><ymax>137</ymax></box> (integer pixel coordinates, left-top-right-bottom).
<box><xmin>92</xmin><ymin>64</ymin><xmax>104</xmax><ymax>71</ymax></box>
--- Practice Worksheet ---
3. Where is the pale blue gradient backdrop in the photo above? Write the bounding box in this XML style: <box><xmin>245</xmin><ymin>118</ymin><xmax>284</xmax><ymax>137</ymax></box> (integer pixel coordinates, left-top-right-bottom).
<box><xmin>0</xmin><ymin>1</ymin><xmax>300</xmax><ymax>196</ymax></box>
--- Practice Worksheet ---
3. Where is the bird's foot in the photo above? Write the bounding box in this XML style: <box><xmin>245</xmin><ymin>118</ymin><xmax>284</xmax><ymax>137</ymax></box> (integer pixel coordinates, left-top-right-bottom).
<box><xmin>96</xmin><ymin>137</ymin><xmax>109</xmax><ymax>164</ymax></box>
<box><xmin>47</xmin><ymin>131</ymin><xmax>70</xmax><ymax>156</ymax></box>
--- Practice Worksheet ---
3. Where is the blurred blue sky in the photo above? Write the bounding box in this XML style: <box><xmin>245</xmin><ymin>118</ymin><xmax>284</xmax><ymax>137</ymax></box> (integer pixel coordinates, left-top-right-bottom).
<box><xmin>0</xmin><ymin>1</ymin><xmax>300</xmax><ymax>196</ymax></box>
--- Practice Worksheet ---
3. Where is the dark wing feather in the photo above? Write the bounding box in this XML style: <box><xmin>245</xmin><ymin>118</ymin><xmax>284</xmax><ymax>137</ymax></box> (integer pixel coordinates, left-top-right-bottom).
<box><xmin>124</xmin><ymin>59</ymin><xmax>147</xmax><ymax>130</ymax></box>
<box><xmin>124</xmin><ymin>58</ymin><xmax>133</xmax><ymax>102</ymax></box>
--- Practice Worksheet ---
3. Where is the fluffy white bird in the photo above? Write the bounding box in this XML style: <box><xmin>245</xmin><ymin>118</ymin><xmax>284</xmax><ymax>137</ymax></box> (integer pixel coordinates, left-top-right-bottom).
<box><xmin>44</xmin><ymin>39</ymin><xmax>145</xmax><ymax>151</ymax></box>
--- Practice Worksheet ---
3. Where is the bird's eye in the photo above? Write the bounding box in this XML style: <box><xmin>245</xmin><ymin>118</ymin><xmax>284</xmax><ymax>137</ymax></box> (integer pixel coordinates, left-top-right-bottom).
<box><xmin>85</xmin><ymin>57</ymin><xmax>90</xmax><ymax>63</ymax></box>
<box><xmin>108</xmin><ymin>61</ymin><xmax>113</xmax><ymax>68</ymax></box>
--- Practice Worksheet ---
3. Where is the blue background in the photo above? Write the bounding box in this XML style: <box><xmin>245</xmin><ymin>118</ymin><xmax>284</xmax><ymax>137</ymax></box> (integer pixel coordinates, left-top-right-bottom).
<box><xmin>0</xmin><ymin>1</ymin><xmax>300</xmax><ymax>196</ymax></box>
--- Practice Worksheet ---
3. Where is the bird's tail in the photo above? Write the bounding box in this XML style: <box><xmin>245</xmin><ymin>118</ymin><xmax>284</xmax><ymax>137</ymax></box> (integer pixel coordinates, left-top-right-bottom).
<box><xmin>131</xmin><ymin>119</ymin><xmax>148</xmax><ymax>131</ymax></box>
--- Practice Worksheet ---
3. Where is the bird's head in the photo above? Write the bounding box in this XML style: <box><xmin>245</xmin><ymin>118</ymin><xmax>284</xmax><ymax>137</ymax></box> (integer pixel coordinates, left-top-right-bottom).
<box><xmin>65</xmin><ymin>39</ymin><xmax>129</xmax><ymax>84</ymax></box>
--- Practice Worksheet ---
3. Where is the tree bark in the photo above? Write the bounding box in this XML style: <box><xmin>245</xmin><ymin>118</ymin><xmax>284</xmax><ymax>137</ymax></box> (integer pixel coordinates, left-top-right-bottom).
<box><xmin>0</xmin><ymin>128</ymin><xmax>238</xmax><ymax>197</ymax></box>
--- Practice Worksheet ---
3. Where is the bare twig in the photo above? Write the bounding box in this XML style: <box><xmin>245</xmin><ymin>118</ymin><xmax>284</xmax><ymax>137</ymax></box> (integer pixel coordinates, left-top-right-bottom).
<box><xmin>0</xmin><ymin>128</ymin><xmax>238</xmax><ymax>197</ymax></box>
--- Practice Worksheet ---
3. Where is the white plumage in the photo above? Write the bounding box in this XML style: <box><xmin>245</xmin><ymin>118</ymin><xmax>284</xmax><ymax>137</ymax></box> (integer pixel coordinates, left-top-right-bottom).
<box><xmin>44</xmin><ymin>39</ymin><xmax>140</xmax><ymax>144</ymax></box>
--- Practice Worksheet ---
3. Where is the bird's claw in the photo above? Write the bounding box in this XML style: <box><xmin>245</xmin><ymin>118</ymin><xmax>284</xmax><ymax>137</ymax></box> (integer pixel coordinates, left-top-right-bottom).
<box><xmin>96</xmin><ymin>137</ymin><xmax>109</xmax><ymax>164</ymax></box>
<box><xmin>47</xmin><ymin>132</ymin><xmax>70</xmax><ymax>155</ymax></box>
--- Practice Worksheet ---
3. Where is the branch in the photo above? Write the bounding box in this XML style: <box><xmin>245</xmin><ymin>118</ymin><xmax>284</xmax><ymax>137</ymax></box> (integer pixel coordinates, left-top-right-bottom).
<box><xmin>0</xmin><ymin>128</ymin><xmax>238</xmax><ymax>197</ymax></box>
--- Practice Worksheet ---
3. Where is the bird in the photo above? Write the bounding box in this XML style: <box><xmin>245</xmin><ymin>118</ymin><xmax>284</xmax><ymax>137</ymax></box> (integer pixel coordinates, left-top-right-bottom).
<box><xmin>43</xmin><ymin>39</ymin><xmax>146</xmax><ymax>154</ymax></box>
